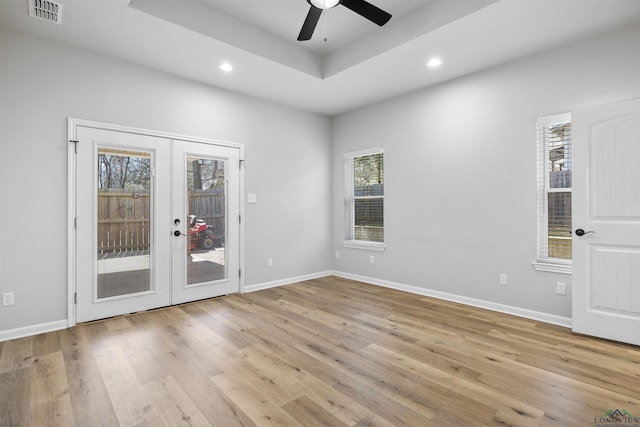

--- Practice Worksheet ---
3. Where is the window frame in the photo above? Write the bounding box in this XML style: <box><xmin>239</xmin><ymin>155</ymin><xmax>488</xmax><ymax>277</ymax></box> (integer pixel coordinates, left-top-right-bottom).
<box><xmin>343</xmin><ymin>147</ymin><xmax>385</xmax><ymax>251</ymax></box>
<box><xmin>533</xmin><ymin>113</ymin><xmax>572</xmax><ymax>275</ymax></box>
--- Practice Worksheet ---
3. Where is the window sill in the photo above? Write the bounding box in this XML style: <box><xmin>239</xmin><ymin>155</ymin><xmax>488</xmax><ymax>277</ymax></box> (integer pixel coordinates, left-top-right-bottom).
<box><xmin>532</xmin><ymin>260</ymin><xmax>572</xmax><ymax>275</ymax></box>
<box><xmin>343</xmin><ymin>241</ymin><xmax>386</xmax><ymax>252</ymax></box>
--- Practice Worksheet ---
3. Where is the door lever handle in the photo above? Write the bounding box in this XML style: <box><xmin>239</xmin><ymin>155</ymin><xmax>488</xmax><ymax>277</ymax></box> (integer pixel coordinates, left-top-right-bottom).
<box><xmin>173</xmin><ymin>230</ymin><xmax>187</xmax><ymax>237</ymax></box>
<box><xmin>575</xmin><ymin>229</ymin><xmax>595</xmax><ymax>236</ymax></box>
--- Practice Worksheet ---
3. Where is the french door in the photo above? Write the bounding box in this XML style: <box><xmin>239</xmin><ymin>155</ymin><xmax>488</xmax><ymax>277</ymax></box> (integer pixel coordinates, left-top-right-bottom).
<box><xmin>74</xmin><ymin>124</ymin><xmax>241</xmax><ymax>323</ymax></box>
<box><xmin>171</xmin><ymin>139</ymin><xmax>240</xmax><ymax>304</ymax></box>
<box><xmin>572</xmin><ymin>98</ymin><xmax>640</xmax><ymax>345</ymax></box>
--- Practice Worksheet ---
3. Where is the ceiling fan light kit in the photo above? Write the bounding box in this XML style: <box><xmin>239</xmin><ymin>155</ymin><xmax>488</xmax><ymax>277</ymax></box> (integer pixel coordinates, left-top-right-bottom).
<box><xmin>298</xmin><ymin>0</ymin><xmax>392</xmax><ymax>41</ymax></box>
<box><xmin>309</xmin><ymin>0</ymin><xmax>340</xmax><ymax>9</ymax></box>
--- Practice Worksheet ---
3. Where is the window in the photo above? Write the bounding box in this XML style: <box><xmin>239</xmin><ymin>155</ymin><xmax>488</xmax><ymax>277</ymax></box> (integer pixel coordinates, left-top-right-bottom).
<box><xmin>534</xmin><ymin>113</ymin><xmax>572</xmax><ymax>274</ymax></box>
<box><xmin>344</xmin><ymin>147</ymin><xmax>384</xmax><ymax>250</ymax></box>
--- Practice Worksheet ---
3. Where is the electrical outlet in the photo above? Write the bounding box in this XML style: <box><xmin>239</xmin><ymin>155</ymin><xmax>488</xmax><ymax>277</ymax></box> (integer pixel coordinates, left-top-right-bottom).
<box><xmin>2</xmin><ymin>292</ymin><xmax>15</xmax><ymax>306</ymax></box>
<box><xmin>499</xmin><ymin>274</ymin><xmax>508</xmax><ymax>286</ymax></box>
<box><xmin>556</xmin><ymin>281</ymin><xmax>566</xmax><ymax>295</ymax></box>
<box><xmin>369</xmin><ymin>255</ymin><xmax>375</xmax><ymax>265</ymax></box>
<box><xmin>268</xmin><ymin>258</ymin><xmax>273</xmax><ymax>268</ymax></box>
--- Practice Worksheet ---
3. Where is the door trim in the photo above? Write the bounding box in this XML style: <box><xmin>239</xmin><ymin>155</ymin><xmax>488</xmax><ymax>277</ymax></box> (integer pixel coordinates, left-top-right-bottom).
<box><xmin>67</xmin><ymin>118</ymin><xmax>245</xmax><ymax>327</ymax></box>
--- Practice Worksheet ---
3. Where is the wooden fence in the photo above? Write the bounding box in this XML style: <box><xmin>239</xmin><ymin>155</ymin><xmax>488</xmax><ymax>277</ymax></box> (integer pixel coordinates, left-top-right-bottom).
<box><xmin>98</xmin><ymin>192</ymin><xmax>150</xmax><ymax>253</ymax></box>
<box><xmin>189</xmin><ymin>191</ymin><xmax>226</xmax><ymax>237</ymax></box>
<box><xmin>98</xmin><ymin>190</ymin><xmax>225</xmax><ymax>254</ymax></box>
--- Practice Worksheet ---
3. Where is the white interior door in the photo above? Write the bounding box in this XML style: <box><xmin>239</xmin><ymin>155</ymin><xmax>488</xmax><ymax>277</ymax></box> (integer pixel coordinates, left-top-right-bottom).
<box><xmin>572</xmin><ymin>98</ymin><xmax>640</xmax><ymax>345</ymax></box>
<box><xmin>75</xmin><ymin>125</ymin><xmax>241</xmax><ymax>323</ymax></box>
<box><xmin>171</xmin><ymin>139</ymin><xmax>240</xmax><ymax>304</ymax></box>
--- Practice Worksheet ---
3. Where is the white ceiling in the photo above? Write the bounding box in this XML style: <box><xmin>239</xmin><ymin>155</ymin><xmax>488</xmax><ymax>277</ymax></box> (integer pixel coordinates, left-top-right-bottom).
<box><xmin>194</xmin><ymin>0</ymin><xmax>432</xmax><ymax>56</ymax></box>
<box><xmin>1</xmin><ymin>0</ymin><xmax>640</xmax><ymax>116</ymax></box>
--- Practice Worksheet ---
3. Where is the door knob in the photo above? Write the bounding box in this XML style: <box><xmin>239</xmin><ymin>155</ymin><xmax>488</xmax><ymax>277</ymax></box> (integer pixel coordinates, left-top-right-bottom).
<box><xmin>173</xmin><ymin>230</ymin><xmax>186</xmax><ymax>237</ymax></box>
<box><xmin>575</xmin><ymin>229</ymin><xmax>595</xmax><ymax>236</ymax></box>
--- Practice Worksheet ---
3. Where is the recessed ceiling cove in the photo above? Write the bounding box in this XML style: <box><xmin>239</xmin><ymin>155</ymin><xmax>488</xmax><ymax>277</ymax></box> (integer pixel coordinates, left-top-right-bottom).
<box><xmin>128</xmin><ymin>0</ymin><xmax>497</xmax><ymax>79</ymax></box>
<box><xmin>3</xmin><ymin>0</ymin><xmax>639</xmax><ymax>115</ymax></box>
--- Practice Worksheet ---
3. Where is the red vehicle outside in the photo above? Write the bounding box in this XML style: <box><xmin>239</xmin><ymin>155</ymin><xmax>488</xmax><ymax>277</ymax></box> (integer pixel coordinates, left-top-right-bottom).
<box><xmin>188</xmin><ymin>215</ymin><xmax>215</xmax><ymax>251</ymax></box>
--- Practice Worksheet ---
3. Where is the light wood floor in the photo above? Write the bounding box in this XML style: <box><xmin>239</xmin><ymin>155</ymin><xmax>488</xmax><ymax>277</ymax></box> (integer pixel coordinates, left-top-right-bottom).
<box><xmin>1</xmin><ymin>276</ymin><xmax>639</xmax><ymax>426</ymax></box>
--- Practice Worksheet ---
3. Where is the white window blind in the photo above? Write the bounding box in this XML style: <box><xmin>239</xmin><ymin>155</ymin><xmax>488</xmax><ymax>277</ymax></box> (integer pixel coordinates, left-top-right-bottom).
<box><xmin>535</xmin><ymin>113</ymin><xmax>572</xmax><ymax>273</ymax></box>
<box><xmin>344</xmin><ymin>147</ymin><xmax>384</xmax><ymax>250</ymax></box>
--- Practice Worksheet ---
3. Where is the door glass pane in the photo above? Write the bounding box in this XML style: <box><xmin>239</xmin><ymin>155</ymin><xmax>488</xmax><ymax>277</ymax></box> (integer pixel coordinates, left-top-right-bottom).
<box><xmin>186</xmin><ymin>156</ymin><xmax>226</xmax><ymax>285</ymax></box>
<box><xmin>96</xmin><ymin>148</ymin><xmax>152</xmax><ymax>299</ymax></box>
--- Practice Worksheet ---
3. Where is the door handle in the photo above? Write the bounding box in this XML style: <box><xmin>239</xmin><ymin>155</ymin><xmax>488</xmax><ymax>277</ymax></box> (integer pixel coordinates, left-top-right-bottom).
<box><xmin>575</xmin><ymin>229</ymin><xmax>595</xmax><ymax>236</ymax></box>
<box><xmin>173</xmin><ymin>230</ymin><xmax>187</xmax><ymax>237</ymax></box>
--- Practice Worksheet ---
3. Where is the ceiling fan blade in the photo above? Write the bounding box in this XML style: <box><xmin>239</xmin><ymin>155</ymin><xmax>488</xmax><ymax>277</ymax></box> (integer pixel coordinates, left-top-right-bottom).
<box><xmin>340</xmin><ymin>0</ymin><xmax>391</xmax><ymax>26</ymax></box>
<box><xmin>298</xmin><ymin>6</ymin><xmax>323</xmax><ymax>41</ymax></box>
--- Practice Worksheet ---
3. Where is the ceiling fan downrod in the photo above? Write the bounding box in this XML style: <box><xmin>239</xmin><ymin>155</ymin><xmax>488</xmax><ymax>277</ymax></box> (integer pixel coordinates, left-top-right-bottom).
<box><xmin>323</xmin><ymin>0</ymin><xmax>328</xmax><ymax>42</ymax></box>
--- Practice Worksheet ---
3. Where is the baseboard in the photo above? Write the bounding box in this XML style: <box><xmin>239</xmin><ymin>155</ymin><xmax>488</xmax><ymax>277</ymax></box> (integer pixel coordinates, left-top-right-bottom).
<box><xmin>244</xmin><ymin>270</ymin><xmax>333</xmax><ymax>293</ymax></box>
<box><xmin>0</xmin><ymin>271</ymin><xmax>571</xmax><ymax>342</ymax></box>
<box><xmin>332</xmin><ymin>271</ymin><xmax>572</xmax><ymax>329</ymax></box>
<box><xmin>0</xmin><ymin>272</ymin><xmax>333</xmax><ymax>342</ymax></box>
<box><xmin>0</xmin><ymin>319</ymin><xmax>68</xmax><ymax>343</ymax></box>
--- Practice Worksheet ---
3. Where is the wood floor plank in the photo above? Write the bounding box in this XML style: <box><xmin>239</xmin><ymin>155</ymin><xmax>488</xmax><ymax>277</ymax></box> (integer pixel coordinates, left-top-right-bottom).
<box><xmin>1</xmin><ymin>276</ymin><xmax>639</xmax><ymax>426</ymax></box>
<box><xmin>104</xmin><ymin>316</ymin><xmax>133</xmax><ymax>332</ymax></box>
<box><xmin>211</xmin><ymin>372</ymin><xmax>301</xmax><ymax>426</ymax></box>
<box><xmin>362</xmin><ymin>343</ymin><xmax>544</xmax><ymax>425</ymax></box>
<box><xmin>294</xmin><ymin>340</ymin><xmax>441</xmax><ymax>425</ymax></box>
<box><xmin>94</xmin><ymin>345</ymin><xmax>160</xmax><ymax>426</ymax></box>
<box><xmin>0</xmin><ymin>336</ymin><xmax>34</xmax><ymax>375</ymax></box>
<box><xmin>28</xmin><ymin>351</ymin><xmax>74</xmax><ymax>426</ymax></box>
<box><xmin>179</xmin><ymin>303</ymin><xmax>262</xmax><ymax>350</ymax></box>
<box><xmin>32</xmin><ymin>330</ymin><xmax>62</xmax><ymax>357</ymax></box>
<box><xmin>301</xmin><ymin>381</ymin><xmax>396</xmax><ymax>427</ymax></box>
<box><xmin>141</xmin><ymin>375</ymin><xmax>211</xmax><ymax>426</ymax></box>
<box><xmin>125</xmin><ymin>319</ymin><xmax>255</xmax><ymax>426</ymax></box>
<box><xmin>58</xmin><ymin>327</ymin><xmax>120</xmax><ymax>427</ymax></box>
<box><xmin>173</xmin><ymin>369</ymin><xmax>257</xmax><ymax>427</ymax></box>
<box><xmin>0</xmin><ymin>367</ymin><xmax>31</xmax><ymax>426</ymax></box>
<box><xmin>282</xmin><ymin>395</ymin><xmax>350</xmax><ymax>427</ymax></box>
<box><xmin>226</xmin><ymin>353</ymin><xmax>305</xmax><ymax>408</ymax></box>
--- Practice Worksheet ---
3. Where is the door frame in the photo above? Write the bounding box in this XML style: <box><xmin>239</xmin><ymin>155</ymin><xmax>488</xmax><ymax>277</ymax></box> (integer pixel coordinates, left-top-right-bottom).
<box><xmin>67</xmin><ymin>118</ymin><xmax>245</xmax><ymax>327</ymax></box>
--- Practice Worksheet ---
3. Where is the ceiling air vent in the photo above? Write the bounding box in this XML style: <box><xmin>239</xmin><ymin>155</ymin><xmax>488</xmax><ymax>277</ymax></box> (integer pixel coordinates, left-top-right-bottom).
<box><xmin>28</xmin><ymin>0</ymin><xmax>63</xmax><ymax>25</ymax></box>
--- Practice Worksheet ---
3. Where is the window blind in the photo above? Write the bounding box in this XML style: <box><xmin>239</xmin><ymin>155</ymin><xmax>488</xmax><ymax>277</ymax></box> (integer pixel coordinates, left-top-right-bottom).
<box><xmin>344</xmin><ymin>147</ymin><xmax>384</xmax><ymax>245</ymax></box>
<box><xmin>536</xmin><ymin>113</ymin><xmax>572</xmax><ymax>263</ymax></box>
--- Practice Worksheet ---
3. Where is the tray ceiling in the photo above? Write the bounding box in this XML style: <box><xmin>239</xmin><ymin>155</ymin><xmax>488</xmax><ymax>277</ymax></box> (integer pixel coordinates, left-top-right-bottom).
<box><xmin>1</xmin><ymin>0</ymin><xmax>639</xmax><ymax>115</ymax></box>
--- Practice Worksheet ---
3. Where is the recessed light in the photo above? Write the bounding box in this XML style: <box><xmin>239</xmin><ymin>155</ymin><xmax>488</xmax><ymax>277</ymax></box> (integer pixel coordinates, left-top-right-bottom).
<box><xmin>427</xmin><ymin>57</ymin><xmax>443</xmax><ymax>68</ymax></box>
<box><xmin>219</xmin><ymin>62</ymin><xmax>233</xmax><ymax>72</ymax></box>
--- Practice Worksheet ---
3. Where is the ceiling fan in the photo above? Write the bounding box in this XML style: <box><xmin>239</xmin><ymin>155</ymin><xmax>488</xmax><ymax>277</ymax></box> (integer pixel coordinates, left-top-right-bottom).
<box><xmin>298</xmin><ymin>0</ymin><xmax>392</xmax><ymax>41</ymax></box>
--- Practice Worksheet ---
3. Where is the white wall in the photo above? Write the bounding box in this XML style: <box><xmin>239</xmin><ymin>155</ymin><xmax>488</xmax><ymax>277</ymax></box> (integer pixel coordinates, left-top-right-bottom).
<box><xmin>0</xmin><ymin>29</ymin><xmax>332</xmax><ymax>332</ymax></box>
<box><xmin>2</xmin><ymin>21</ymin><xmax>638</xmax><ymax>336</ymax></box>
<box><xmin>331</xmin><ymin>22</ymin><xmax>640</xmax><ymax>319</ymax></box>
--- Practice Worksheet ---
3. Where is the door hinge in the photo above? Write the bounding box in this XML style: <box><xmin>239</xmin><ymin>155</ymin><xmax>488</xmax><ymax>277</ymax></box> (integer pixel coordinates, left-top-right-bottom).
<box><xmin>74</xmin><ymin>217</ymin><xmax>77</xmax><ymax>229</ymax></box>
<box><xmin>74</xmin><ymin>292</ymin><xmax>77</xmax><ymax>304</ymax></box>
<box><xmin>240</xmin><ymin>159</ymin><xmax>245</xmax><ymax>169</ymax></box>
<box><xmin>69</xmin><ymin>139</ymin><xmax>79</xmax><ymax>154</ymax></box>
<box><xmin>239</xmin><ymin>215</ymin><xmax>241</xmax><ymax>224</ymax></box>
<box><xmin>239</xmin><ymin>269</ymin><xmax>241</xmax><ymax>278</ymax></box>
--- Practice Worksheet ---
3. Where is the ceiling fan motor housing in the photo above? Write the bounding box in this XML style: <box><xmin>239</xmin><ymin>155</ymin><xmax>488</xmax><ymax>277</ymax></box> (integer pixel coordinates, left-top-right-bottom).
<box><xmin>307</xmin><ymin>0</ymin><xmax>341</xmax><ymax>10</ymax></box>
<box><xmin>298</xmin><ymin>0</ymin><xmax>391</xmax><ymax>41</ymax></box>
